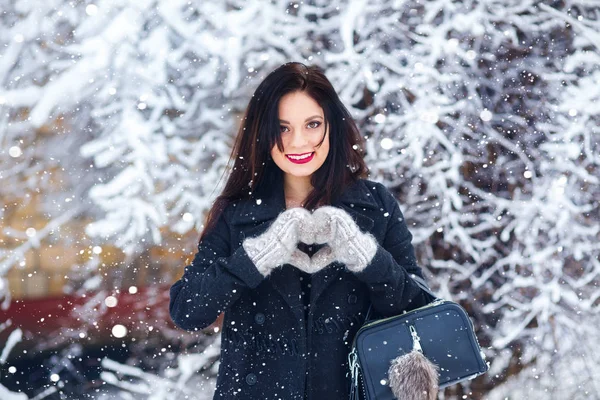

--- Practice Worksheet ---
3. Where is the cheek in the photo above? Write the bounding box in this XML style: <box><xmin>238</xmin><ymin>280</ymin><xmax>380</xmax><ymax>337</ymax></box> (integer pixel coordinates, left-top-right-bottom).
<box><xmin>272</xmin><ymin>141</ymin><xmax>285</xmax><ymax>156</ymax></box>
<box><xmin>317</xmin><ymin>134</ymin><xmax>330</xmax><ymax>153</ymax></box>
<box><xmin>272</xmin><ymin>145</ymin><xmax>289</xmax><ymax>165</ymax></box>
<box><xmin>319</xmin><ymin>145</ymin><xmax>329</xmax><ymax>160</ymax></box>
<box><xmin>275</xmin><ymin>137</ymin><xmax>289</xmax><ymax>153</ymax></box>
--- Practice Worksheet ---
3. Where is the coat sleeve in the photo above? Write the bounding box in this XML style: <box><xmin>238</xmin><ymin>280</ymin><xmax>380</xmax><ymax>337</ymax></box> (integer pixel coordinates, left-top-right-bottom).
<box><xmin>169</xmin><ymin>208</ymin><xmax>265</xmax><ymax>331</ymax></box>
<box><xmin>352</xmin><ymin>183</ymin><xmax>435</xmax><ymax>317</ymax></box>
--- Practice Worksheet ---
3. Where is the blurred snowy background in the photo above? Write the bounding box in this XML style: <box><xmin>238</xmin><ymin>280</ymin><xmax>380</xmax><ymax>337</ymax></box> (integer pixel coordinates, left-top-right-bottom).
<box><xmin>0</xmin><ymin>0</ymin><xmax>599</xmax><ymax>399</ymax></box>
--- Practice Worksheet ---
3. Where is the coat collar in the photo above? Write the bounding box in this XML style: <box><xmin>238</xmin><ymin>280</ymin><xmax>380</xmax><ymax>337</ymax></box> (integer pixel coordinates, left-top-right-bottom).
<box><xmin>230</xmin><ymin>178</ymin><xmax>379</xmax><ymax>226</ymax></box>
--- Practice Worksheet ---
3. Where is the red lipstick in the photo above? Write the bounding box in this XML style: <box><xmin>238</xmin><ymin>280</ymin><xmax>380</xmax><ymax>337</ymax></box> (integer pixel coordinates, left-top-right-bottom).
<box><xmin>286</xmin><ymin>152</ymin><xmax>315</xmax><ymax>164</ymax></box>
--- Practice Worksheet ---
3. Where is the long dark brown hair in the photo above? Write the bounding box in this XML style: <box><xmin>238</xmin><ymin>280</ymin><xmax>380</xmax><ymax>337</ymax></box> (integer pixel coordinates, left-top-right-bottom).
<box><xmin>200</xmin><ymin>62</ymin><xmax>368</xmax><ymax>241</ymax></box>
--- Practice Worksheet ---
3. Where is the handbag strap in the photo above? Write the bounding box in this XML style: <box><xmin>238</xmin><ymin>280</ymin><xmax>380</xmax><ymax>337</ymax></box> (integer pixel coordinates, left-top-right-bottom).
<box><xmin>364</xmin><ymin>275</ymin><xmax>439</xmax><ymax>323</ymax></box>
<box><xmin>412</xmin><ymin>275</ymin><xmax>438</xmax><ymax>300</ymax></box>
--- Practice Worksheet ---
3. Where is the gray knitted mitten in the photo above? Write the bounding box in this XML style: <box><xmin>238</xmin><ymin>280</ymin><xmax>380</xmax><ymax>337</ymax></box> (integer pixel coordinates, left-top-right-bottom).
<box><xmin>311</xmin><ymin>206</ymin><xmax>378</xmax><ymax>272</ymax></box>
<box><xmin>242</xmin><ymin>207</ymin><xmax>312</xmax><ymax>277</ymax></box>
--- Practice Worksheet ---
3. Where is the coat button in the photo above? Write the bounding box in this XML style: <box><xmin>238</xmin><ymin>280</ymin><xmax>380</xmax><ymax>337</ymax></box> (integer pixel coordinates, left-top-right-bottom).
<box><xmin>254</xmin><ymin>313</ymin><xmax>266</xmax><ymax>325</ymax></box>
<box><xmin>246</xmin><ymin>373</ymin><xmax>257</xmax><ymax>385</ymax></box>
<box><xmin>347</xmin><ymin>294</ymin><xmax>357</xmax><ymax>304</ymax></box>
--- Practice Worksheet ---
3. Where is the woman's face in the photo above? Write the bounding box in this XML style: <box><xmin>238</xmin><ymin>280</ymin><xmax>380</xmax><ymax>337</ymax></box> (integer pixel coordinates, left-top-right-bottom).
<box><xmin>271</xmin><ymin>91</ymin><xmax>330</xmax><ymax>180</ymax></box>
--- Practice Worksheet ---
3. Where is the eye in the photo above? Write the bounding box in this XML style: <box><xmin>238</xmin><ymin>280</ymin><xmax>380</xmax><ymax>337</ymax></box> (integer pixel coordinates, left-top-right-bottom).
<box><xmin>307</xmin><ymin>121</ymin><xmax>322</xmax><ymax>129</ymax></box>
<box><xmin>280</xmin><ymin>125</ymin><xmax>289</xmax><ymax>133</ymax></box>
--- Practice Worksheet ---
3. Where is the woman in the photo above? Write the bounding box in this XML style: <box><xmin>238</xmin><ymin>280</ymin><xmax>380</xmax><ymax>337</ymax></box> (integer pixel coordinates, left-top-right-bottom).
<box><xmin>169</xmin><ymin>62</ymin><xmax>434</xmax><ymax>399</ymax></box>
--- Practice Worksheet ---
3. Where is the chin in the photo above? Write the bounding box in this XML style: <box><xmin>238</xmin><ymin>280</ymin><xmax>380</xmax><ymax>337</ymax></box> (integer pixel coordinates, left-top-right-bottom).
<box><xmin>284</xmin><ymin>166</ymin><xmax>316</xmax><ymax>177</ymax></box>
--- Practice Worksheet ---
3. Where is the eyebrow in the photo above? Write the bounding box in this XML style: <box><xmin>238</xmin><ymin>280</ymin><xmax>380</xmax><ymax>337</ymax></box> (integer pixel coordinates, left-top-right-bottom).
<box><xmin>279</xmin><ymin>115</ymin><xmax>323</xmax><ymax>124</ymax></box>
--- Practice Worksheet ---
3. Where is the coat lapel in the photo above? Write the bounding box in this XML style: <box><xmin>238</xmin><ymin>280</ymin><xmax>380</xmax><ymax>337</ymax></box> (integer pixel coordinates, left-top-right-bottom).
<box><xmin>230</xmin><ymin>177</ymin><xmax>287</xmax><ymax>227</ymax></box>
<box><xmin>268</xmin><ymin>265</ymin><xmax>305</xmax><ymax>323</ymax></box>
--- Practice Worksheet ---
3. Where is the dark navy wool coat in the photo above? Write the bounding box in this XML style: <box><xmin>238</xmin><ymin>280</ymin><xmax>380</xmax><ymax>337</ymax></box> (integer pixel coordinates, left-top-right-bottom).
<box><xmin>169</xmin><ymin>178</ymin><xmax>433</xmax><ymax>399</ymax></box>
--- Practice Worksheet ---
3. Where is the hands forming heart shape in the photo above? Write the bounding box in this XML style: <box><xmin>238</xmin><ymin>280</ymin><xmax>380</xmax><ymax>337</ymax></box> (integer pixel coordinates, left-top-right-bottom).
<box><xmin>243</xmin><ymin>206</ymin><xmax>378</xmax><ymax>277</ymax></box>
<box><xmin>274</xmin><ymin>206</ymin><xmax>375</xmax><ymax>274</ymax></box>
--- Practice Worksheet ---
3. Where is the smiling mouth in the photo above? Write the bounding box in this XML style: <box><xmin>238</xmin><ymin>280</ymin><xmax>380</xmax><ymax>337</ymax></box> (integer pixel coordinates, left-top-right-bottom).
<box><xmin>286</xmin><ymin>152</ymin><xmax>315</xmax><ymax>164</ymax></box>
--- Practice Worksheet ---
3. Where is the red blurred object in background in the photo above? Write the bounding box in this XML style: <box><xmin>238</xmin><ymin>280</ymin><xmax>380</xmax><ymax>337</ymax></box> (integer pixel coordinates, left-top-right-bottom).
<box><xmin>0</xmin><ymin>283</ymin><xmax>224</xmax><ymax>359</ymax></box>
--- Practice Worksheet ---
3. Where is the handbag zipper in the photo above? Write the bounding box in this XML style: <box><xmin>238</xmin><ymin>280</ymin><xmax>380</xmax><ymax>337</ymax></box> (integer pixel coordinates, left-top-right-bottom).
<box><xmin>409</xmin><ymin>324</ymin><xmax>423</xmax><ymax>353</ymax></box>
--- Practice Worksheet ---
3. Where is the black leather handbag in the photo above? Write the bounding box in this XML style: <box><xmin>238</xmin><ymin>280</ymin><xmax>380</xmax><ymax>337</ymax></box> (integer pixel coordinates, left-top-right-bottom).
<box><xmin>348</xmin><ymin>277</ymin><xmax>489</xmax><ymax>399</ymax></box>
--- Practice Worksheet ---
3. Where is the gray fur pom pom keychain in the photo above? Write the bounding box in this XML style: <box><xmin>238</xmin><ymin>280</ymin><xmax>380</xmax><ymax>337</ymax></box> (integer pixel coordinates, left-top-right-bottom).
<box><xmin>387</xmin><ymin>325</ymin><xmax>439</xmax><ymax>400</ymax></box>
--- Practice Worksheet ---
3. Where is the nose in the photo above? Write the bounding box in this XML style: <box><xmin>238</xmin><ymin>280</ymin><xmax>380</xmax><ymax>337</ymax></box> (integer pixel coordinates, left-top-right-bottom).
<box><xmin>288</xmin><ymin>130</ymin><xmax>309</xmax><ymax>150</ymax></box>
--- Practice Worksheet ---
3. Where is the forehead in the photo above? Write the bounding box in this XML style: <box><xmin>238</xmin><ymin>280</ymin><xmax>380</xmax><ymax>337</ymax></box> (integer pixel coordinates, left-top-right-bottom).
<box><xmin>278</xmin><ymin>91</ymin><xmax>323</xmax><ymax>119</ymax></box>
